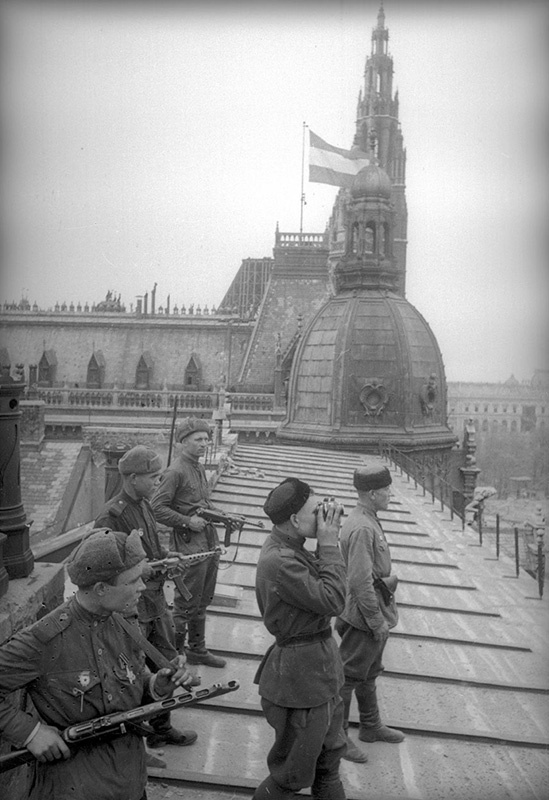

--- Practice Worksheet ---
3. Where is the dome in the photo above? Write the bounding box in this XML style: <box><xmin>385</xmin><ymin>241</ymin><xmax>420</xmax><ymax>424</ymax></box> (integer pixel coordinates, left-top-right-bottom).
<box><xmin>351</xmin><ymin>163</ymin><xmax>392</xmax><ymax>200</ymax></box>
<box><xmin>277</xmin><ymin>289</ymin><xmax>456</xmax><ymax>450</ymax></box>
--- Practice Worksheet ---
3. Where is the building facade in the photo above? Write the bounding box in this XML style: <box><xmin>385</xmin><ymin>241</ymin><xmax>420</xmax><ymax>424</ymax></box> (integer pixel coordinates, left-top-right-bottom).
<box><xmin>447</xmin><ymin>371</ymin><xmax>549</xmax><ymax>435</ymax></box>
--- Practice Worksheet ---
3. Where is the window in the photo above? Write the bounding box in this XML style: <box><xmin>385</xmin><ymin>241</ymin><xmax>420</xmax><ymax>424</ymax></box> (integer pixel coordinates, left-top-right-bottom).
<box><xmin>365</xmin><ymin>223</ymin><xmax>375</xmax><ymax>254</ymax></box>
<box><xmin>380</xmin><ymin>222</ymin><xmax>390</xmax><ymax>256</ymax></box>
<box><xmin>135</xmin><ymin>352</ymin><xmax>153</xmax><ymax>390</ymax></box>
<box><xmin>87</xmin><ymin>351</ymin><xmax>105</xmax><ymax>389</ymax></box>
<box><xmin>38</xmin><ymin>350</ymin><xmax>57</xmax><ymax>386</ymax></box>
<box><xmin>184</xmin><ymin>355</ymin><xmax>201</xmax><ymax>391</ymax></box>
<box><xmin>352</xmin><ymin>222</ymin><xmax>360</xmax><ymax>255</ymax></box>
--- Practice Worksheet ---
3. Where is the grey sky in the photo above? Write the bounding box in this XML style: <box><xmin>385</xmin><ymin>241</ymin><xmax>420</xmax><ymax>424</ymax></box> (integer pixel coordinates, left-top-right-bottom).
<box><xmin>1</xmin><ymin>0</ymin><xmax>548</xmax><ymax>383</ymax></box>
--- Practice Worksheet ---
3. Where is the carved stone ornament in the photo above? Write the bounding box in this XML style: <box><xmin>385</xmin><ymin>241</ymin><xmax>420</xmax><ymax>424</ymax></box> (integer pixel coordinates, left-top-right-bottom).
<box><xmin>419</xmin><ymin>373</ymin><xmax>437</xmax><ymax>417</ymax></box>
<box><xmin>359</xmin><ymin>378</ymin><xmax>389</xmax><ymax>417</ymax></box>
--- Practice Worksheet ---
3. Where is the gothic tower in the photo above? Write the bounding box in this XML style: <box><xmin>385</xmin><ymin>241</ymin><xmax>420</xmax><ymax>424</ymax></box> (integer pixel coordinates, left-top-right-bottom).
<box><xmin>278</xmin><ymin>6</ymin><xmax>456</xmax><ymax>455</ymax></box>
<box><xmin>328</xmin><ymin>3</ymin><xmax>407</xmax><ymax>296</ymax></box>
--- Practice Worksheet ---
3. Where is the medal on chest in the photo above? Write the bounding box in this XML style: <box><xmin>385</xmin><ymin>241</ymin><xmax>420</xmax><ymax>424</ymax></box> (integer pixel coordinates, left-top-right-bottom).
<box><xmin>119</xmin><ymin>653</ymin><xmax>136</xmax><ymax>684</ymax></box>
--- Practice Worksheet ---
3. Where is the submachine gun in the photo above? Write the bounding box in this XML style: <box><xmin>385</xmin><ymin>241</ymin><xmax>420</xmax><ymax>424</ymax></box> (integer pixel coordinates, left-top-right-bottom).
<box><xmin>193</xmin><ymin>506</ymin><xmax>265</xmax><ymax>547</ymax></box>
<box><xmin>147</xmin><ymin>549</ymin><xmax>225</xmax><ymax>600</ymax></box>
<box><xmin>0</xmin><ymin>680</ymin><xmax>239</xmax><ymax>774</ymax></box>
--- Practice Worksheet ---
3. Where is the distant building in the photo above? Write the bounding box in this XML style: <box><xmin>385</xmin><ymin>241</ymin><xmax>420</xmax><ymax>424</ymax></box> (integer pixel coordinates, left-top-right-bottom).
<box><xmin>447</xmin><ymin>371</ymin><xmax>549</xmax><ymax>435</ymax></box>
<box><xmin>0</xmin><ymin>5</ymin><xmax>493</xmax><ymax>466</ymax></box>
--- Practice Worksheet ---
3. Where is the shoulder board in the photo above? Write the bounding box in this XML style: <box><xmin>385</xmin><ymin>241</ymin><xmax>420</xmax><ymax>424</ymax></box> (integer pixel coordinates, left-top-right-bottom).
<box><xmin>279</xmin><ymin>547</ymin><xmax>295</xmax><ymax>558</ymax></box>
<box><xmin>107</xmin><ymin>497</ymin><xmax>128</xmax><ymax>517</ymax></box>
<box><xmin>32</xmin><ymin>608</ymin><xmax>73</xmax><ymax>644</ymax></box>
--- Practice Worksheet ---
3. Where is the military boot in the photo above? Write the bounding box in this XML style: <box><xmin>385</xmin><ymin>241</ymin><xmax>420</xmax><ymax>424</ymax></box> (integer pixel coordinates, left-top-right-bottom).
<box><xmin>187</xmin><ymin>615</ymin><xmax>226</xmax><ymax>668</ymax></box>
<box><xmin>252</xmin><ymin>775</ymin><xmax>300</xmax><ymax>799</ymax></box>
<box><xmin>356</xmin><ymin>680</ymin><xmax>405</xmax><ymax>744</ymax></box>
<box><xmin>339</xmin><ymin>680</ymin><xmax>368</xmax><ymax>763</ymax></box>
<box><xmin>312</xmin><ymin>746</ymin><xmax>347</xmax><ymax>798</ymax></box>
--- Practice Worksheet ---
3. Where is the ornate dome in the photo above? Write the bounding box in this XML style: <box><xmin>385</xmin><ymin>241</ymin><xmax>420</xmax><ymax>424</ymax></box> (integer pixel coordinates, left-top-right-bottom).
<box><xmin>277</xmin><ymin>289</ymin><xmax>456</xmax><ymax>450</ymax></box>
<box><xmin>350</xmin><ymin>163</ymin><xmax>392</xmax><ymax>200</ymax></box>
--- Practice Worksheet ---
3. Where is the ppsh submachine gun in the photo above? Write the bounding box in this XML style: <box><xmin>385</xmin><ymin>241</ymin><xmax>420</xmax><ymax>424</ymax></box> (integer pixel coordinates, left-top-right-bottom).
<box><xmin>0</xmin><ymin>680</ymin><xmax>239</xmax><ymax>773</ymax></box>
<box><xmin>147</xmin><ymin>549</ymin><xmax>225</xmax><ymax>600</ymax></box>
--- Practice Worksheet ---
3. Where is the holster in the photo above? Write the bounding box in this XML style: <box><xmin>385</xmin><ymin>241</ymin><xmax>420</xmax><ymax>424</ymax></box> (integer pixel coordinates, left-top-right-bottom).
<box><xmin>174</xmin><ymin>525</ymin><xmax>193</xmax><ymax>544</ymax></box>
<box><xmin>373</xmin><ymin>574</ymin><xmax>398</xmax><ymax>605</ymax></box>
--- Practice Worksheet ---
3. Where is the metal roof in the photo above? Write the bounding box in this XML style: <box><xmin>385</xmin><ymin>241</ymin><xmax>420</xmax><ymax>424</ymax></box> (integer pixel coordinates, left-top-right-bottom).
<box><xmin>147</xmin><ymin>441</ymin><xmax>548</xmax><ymax>800</ymax></box>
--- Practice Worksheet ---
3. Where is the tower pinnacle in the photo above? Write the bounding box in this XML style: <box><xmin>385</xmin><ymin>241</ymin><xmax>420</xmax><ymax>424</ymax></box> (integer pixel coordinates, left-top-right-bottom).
<box><xmin>377</xmin><ymin>2</ymin><xmax>385</xmax><ymax>30</ymax></box>
<box><xmin>372</xmin><ymin>1</ymin><xmax>388</xmax><ymax>56</ymax></box>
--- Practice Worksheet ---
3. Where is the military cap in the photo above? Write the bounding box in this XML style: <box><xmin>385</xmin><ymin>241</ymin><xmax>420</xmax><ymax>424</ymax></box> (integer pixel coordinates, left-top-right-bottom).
<box><xmin>118</xmin><ymin>445</ymin><xmax>162</xmax><ymax>475</ymax></box>
<box><xmin>176</xmin><ymin>417</ymin><xmax>211</xmax><ymax>442</ymax></box>
<box><xmin>263</xmin><ymin>477</ymin><xmax>312</xmax><ymax>525</ymax></box>
<box><xmin>354</xmin><ymin>465</ymin><xmax>392</xmax><ymax>492</ymax></box>
<box><xmin>67</xmin><ymin>528</ymin><xmax>146</xmax><ymax>587</ymax></box>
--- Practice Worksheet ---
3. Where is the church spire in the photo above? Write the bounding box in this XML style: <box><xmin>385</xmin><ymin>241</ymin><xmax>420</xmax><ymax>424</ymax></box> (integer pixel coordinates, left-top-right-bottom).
<box><xmin>329</xmin><ymin>4</ymin><xmax>408</xmax><ymax>297</ymax></box>
<box><xmin>372</xmin><ymin>2</ymin><xmax>388</xmax><ymax>56</ymax></box>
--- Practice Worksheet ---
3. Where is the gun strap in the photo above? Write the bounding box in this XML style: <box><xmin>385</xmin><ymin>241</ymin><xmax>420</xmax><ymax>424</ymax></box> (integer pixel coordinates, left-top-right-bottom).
<box><xmin>113</xmin><ymin>613</ymin><xmax>174</xmax><ymax>672</ymax></box>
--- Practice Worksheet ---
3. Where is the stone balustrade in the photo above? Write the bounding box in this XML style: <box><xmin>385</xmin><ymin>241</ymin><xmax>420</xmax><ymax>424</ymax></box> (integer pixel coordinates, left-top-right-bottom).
<box><xmin>275</xmin><ymin>230</ymin><xmax>328</xmax><ymax>249</ymax></box>
<box><xmin>35</xmin><ymin>386</ymin><xmax>277</xmax><ymax>413</ymax></box>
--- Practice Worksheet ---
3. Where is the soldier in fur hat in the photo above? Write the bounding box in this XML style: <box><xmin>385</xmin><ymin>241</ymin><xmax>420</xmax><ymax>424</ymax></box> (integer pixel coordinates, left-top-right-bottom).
<box><xmin>336</xmin><ymin>464</ymin><xmax>404</xmax><ymax>764</ymax></box>
<box><xmin>95</xmin><ymin>445</ymin><xmax>197</xmax><ymax>754</ymax></box>
<box><xmin>0</xmin><ymin>528</ymin><xmax>192</xmax><ymax>800</ymax></box>
<box><xmin>151</xmin><ymin>417</ymin><xmax>225</xmax><ymax>668</ymax></box>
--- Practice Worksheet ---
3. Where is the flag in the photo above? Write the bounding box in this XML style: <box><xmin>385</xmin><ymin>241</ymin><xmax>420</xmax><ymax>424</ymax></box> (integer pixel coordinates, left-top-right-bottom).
<box><xmin>308</xmin><ymin>130</ymin><xmax>370</xmax><ymax>189</ymax></box>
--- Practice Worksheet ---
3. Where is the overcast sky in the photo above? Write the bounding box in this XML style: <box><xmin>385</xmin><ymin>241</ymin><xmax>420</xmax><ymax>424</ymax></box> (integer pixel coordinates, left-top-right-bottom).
<box><xmin>1</xmin><ymin>0</ymin><xmax>548</xmax><ymax>383</ymax></box>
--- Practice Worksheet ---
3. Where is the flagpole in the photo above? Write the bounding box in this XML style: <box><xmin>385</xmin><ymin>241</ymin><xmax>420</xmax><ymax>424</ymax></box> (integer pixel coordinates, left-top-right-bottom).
<box><xmin>299</xmin><ymin>122</ymin><xmax>307</xmax><ymax>239</ymax></box>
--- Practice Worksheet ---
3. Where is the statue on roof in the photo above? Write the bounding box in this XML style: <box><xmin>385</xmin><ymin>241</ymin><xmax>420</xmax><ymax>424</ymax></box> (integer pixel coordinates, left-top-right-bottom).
<box><xmin>95</xmin><ymin>291</ymin><xmax>126</xmax><ymax>313</ymax></box>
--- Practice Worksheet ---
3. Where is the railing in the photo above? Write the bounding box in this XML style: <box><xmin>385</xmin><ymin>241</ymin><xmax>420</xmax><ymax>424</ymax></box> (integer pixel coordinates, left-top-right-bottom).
<box><xmin>473</xmin><ymin>506</ymin><xmax>546</xmax><ymax>598</ymax></box>
<box><xmin>379</xmin><ymin>441</ymin><xmax>467</xmax><ymax>528</ymax></box>
<box><xmin>37</xmin><ymin>386</ymin><xmax>217</xmax><ymax>412</ymax></box>
<box><xmin>275</xmin><ymin>230</ymin><xmax>328</xmax><ymax>249</ymax></box>
<box><xmin>68</xmin><ymin>390</ymin><xmax>113</xmax><ymax>407</ymax></box>
<box><xmin>36</xmin><ymin>386</ymin><xmax>279</xmax><ymax>417</ymax></box>
<box><xmin>229</xmin><ymin>393</ymin><xmax>275</xmax><ymax>412</ymax></box>
<box><xmin>380</xmin><ymin>440</ymin><xmax>547</xmax><ymax>599</ymax></box>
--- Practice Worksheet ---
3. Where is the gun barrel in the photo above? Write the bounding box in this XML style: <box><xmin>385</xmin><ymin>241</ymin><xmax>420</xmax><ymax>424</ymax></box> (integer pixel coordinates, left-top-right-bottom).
<box><xmin>0</xmin><ymin>681</ymin><xmax>240</xmax><ymax>774</ymax></box>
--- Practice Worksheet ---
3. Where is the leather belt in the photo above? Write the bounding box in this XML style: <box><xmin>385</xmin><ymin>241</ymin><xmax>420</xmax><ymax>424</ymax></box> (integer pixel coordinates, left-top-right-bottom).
<box><xmin>276</xmin><ymin>627</ymin><xmax>332</xmax><ymax>648</ymax></box>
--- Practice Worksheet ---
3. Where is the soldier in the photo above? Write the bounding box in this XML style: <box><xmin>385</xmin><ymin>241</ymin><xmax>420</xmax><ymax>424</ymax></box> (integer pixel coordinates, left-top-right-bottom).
<box><xmin>253</xmin><ymin>477</ymin><xmax>347</xmax><ymax>800</ymax></box>
<box><xmin>151</xmin><ymin>417</ymin><xmax>225</xmax><ymax>668</ymax></box>
<box><xmin>336</xmin><ymin>465</ymin><xmax>404</xmax><ymax>765</ymax></box>
<box><xmin>0</xmin><ymin>529</ymin><xmax>192</xmax><ymax>800</ymax></box>
<box><xmin>94</xmin><ymin>444</ymin><xmax>197</xmax><ymax>752</ymax></box>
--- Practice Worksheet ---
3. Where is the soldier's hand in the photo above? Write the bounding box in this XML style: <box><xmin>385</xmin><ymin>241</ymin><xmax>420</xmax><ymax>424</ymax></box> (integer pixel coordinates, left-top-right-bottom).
<box><xmin>372</xmin><ymin>622</ymin><xmax>389</xmax><ymax>642</ymax></box>
<box><xmin>155</xmin><ymin>655</ymin><xmax>193</xmax><ymax>696</ymax></box>
<box><xmin>27</xmin><ymin>723</ymin><xmax>71</xmax><ymax>762</ymax></box>
<box><xmin>188</xmin><ymin>515</ymin><xmax>207</xmax><ymax>532</ymax></box>
<box><xmin>316</xmin><ymin>498</ymin><xmax>345</xmax><ymax>547</ymax></box>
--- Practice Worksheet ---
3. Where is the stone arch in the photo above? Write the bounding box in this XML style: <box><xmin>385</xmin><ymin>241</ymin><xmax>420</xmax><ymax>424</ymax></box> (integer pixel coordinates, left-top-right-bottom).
<box><xmin>365</xmin><ymin>222</ymin><xmax>376</xmax><ymax>254</ymax></box>
<box><xmin>87</xmin><ymin>351</ymin><xmax>105</xmax><ymax>389</ymax></box>
<box><xmin>184</xmin><ymin>354</ymin><xmax>202</xmax><ymax>391</ymax></box>
<box><xmin>135</xmin><ymin>351</ymin><xmax>154</xmax><ymax>390</ymax></box>
<box><xmin>39</xmin><ymin>349</ymin><xmax>57</xmax><ymax>386</ymax></box>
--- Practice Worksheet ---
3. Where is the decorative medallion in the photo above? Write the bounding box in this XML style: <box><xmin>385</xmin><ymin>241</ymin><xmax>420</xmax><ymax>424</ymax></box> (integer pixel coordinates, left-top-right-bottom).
<box><xmin>359</xmin><ymin>378</ymin><xmax>389</xmax><ymax>417</ymax></box>
<box><xmin>419</xmin><ymin>374</ymin><xmax>437</xmax><ymax>418</ymax></box>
